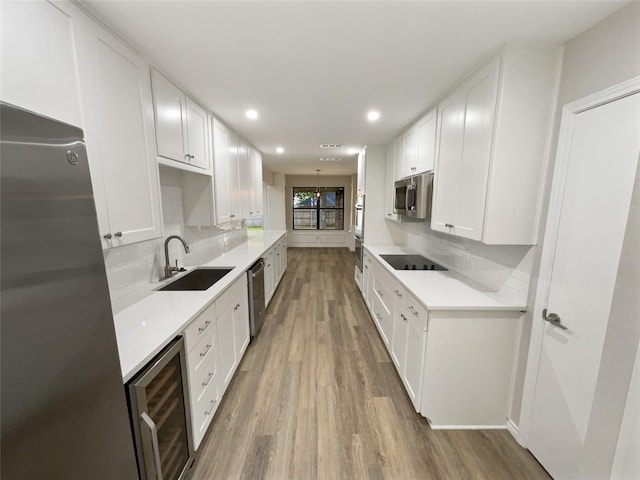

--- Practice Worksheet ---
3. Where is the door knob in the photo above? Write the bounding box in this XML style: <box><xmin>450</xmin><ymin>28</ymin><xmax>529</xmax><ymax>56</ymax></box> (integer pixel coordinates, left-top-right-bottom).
<box><xmin>542</xmin><ymin>308</ymin><xmax>567</xmax><ymax>330</ymax></box>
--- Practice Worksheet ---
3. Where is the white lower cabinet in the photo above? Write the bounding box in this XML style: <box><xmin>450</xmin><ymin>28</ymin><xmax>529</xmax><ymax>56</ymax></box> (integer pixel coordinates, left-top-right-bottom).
<box><xmin>361</xmin><ymin>248</ymin><xmax>522</xmax><ymax>427</ymax></box>
<box><xmin>216</xmin><ymin>276</ymin><xmax>249</xmax><ymax>391</ymax></box>
<box><xmin>184</xmin><ymin>302</ymin><xmax>221</xmax><ymax>449</ymax></box>
<box><xmin>183</xmin><ymin>275</ymin><xmax>249</xmax><ymax>449</ymax></box>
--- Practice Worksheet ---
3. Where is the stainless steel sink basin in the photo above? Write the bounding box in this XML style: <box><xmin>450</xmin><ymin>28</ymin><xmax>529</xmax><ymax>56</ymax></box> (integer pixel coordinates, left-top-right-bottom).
<box><xmin>158</xmin><ymin>267</ymin><xmax>234</xmax><ymax>291</ymax></box>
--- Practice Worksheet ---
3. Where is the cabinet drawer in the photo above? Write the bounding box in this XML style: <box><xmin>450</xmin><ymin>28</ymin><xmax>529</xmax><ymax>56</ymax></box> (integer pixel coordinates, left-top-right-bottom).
<box><xmin>190</xmin><ymin>363</ymin><xmax>220</xmax><ymax>448</ymax></box>
<box><xmin>405</xmin><ymin>292</ymin><xmax>428</xmax><ymax>332</ymax></box>
<box><xmin>188</xmin><ymin>326</ymin><xmax>216</xmax><ymax>373</ymax></box>
<box><xmin>216</xmin><ymin>275</ymin><xmax>247</xmax><ymax>316</ymax></box>
<box><xmin>189</xmin><ymin>342</ymin><xmax>218</xmax><ymax>403</ymax></box>
<box><xmin>184</xmin><ymin>302</ymin><xmax>216</xmax><ymax>352</ymax></box>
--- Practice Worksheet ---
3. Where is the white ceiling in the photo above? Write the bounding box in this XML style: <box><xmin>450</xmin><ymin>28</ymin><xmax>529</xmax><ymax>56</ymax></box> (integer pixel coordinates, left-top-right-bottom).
<box><xmin>79</xmin><ymin>0</ymin><xmax>627</xmax><ymax>175</ymax></box>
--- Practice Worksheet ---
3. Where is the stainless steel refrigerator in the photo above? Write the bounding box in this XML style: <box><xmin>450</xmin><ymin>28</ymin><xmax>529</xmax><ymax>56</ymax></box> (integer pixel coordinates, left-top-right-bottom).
<box><xmin>1</xmin><ymin>103</ymin><xmax>139</xmax><ymax>479</ymax></box>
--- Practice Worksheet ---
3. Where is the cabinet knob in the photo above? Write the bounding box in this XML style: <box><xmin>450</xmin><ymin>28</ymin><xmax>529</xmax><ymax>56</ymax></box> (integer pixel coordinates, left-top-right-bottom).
<box><xmin>114</xmin><ymin>231</ymin><xmax>123</xmax><ymax>238</ymax></box>
<box><xmin>103</xmin><ymin>233</ymin><xmax>112</xmax><ymax>240</ymax></box>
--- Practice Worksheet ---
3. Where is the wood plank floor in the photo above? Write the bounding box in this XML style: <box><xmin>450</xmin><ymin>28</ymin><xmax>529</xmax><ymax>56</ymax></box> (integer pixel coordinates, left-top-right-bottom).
<box><xmin>191</xmin><ymin>247</ymin><xmax>551</xmax><ymax>480</ymax></box>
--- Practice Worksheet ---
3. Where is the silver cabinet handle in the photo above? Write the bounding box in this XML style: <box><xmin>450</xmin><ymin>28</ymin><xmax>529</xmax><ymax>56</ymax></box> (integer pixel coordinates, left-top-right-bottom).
<box><xmin>202</xmin><ymin>371</ymin><xmax>214</xmax><ymax>387</ymax></box>
<box><xmin>376</xmin><ymin>289</ymin><xmax>383</xmax><ymax>297</ymax></box>
<box><xmin>205</xmin><ymin>399</ymin><xmax>217</xmax><ymax>415</ymax></box>
<box><xmin>198</xmin><ymin>320</ymin><xmax>211</xmax><ymax>332</ymax></box>
<box><xmin>400</xmin><ymin>314</ymin><xmax>407</xmax><ymax>322</ymax></box>
<box><xmin>103</xmin><ymin>233</ymin><xmax>112</xmax><ymax>240</ymax></box>
<box><xmin>394</xmin><ymin>289</ymin><xmax>402</xmax><ymax>298</ymax></box>
<box><xmin>408</xmin><ymin>306</ymin><xmax>419</xmax><ymax>316</ymax></box>
<box><xmin>114</xmin><ymin>231</ymin><xmax>123</xmax><ymax>238</ymax></box>
<box><xmin>140</xmin><ymin>412</ymin><xmax>163</xmax><ymax>480</ymax></box>
<box><xmin>375</xmin><ymin>313</ymin><xmax>382</xmax><ymax>320</ymax></box>
<box><xmin>543</xmin><ymin>308</ymin><xmax>567</xmax><ymax>330</ymax></box>
<box><xmin>200</xmin><ymin>344</ymin><xmax>212</xmax><ymax>357</ymax></box>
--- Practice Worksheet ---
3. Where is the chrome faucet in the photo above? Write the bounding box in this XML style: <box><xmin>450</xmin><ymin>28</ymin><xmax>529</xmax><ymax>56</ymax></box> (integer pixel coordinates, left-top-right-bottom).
<box><xmin>163</xmin><ymin>235</ymin><xmax>190</xmax><ymax>280</ymax></box>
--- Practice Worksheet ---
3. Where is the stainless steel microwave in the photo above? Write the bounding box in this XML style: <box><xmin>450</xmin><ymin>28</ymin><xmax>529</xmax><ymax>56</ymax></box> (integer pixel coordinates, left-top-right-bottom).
<box><xmin>394</xmin><ymin>172</ymin><xmax>433</xmax><ymax>219</ymax></box>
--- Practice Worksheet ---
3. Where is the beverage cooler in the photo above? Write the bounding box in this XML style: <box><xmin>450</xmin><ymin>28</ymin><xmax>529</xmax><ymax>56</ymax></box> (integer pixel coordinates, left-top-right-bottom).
<box><xmin>127</xmin><ymin>337</ymin><xmax>195</xmax><ymax>480</ymax></box>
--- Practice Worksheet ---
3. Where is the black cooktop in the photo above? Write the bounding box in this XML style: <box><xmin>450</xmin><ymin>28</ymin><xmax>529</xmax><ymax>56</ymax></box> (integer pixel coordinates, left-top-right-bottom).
<box><xmin>380</xmin><ymin>254</ymin><xmax>447</xmax><ymax>271</ymax></box>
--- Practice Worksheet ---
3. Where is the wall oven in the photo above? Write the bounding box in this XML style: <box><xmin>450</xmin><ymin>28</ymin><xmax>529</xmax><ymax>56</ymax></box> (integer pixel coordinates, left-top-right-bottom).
<box><xmin>394</xmin><ymin>172</ymin><xmax>433</xmax><ymax>219</ymax></box>
<box><xmin>127</xmin><ymin>337</ymin><xmax>194</xmax><ymax>480</ymax></box>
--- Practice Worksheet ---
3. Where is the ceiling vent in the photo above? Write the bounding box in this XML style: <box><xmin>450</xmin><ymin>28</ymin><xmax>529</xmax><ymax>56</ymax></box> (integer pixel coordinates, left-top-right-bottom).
<box><xmin>320</xmin><ymin>144</ymin><xmax>343</xmax><ymax>148</ymax></box>
<box><xmin>320</xmin><ymin>157</ymin><xmax>342</xmax><ymax>162</ymax></box>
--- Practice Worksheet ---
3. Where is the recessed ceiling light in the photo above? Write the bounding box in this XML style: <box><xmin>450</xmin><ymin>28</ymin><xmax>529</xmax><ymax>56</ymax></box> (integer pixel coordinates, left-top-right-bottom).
<box><xmin>276</xmin><ymin>147</ymin><xmax>284</xmax><ymax>154</ymax></box>
<box><xmin>347</xmin><ymin>148</ymin><xmax>359</xmax><ymax>155</ymax></box>
<box><xmin>367</xmin><ymin>111</ymin><xmax>381</xmax><ymax>122</ymax></box>
<box><xmin>245</xmin><ymin>109</ymin><xmax>258</xmax><ymax>120</ymax></box>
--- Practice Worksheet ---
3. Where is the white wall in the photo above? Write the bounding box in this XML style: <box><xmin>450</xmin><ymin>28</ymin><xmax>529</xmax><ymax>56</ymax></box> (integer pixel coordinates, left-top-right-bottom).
<box><xmin>515</xmin><ymin>2</ymin><xmax>640</xmax><ymax>476</ymax></box>
<box><xmin>363</xmin><ymin>145</ymin><xmax>394</xmax><ymax>246</ymax></box>
<box><xmin>285</xmin><ymin>173</ymin><xmax>353</xmax><ymax>248</ymax></box>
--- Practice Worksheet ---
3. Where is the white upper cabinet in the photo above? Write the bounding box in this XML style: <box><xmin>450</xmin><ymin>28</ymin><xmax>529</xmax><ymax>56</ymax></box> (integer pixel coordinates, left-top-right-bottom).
<box><xmin>151</xmin><ymin>69</ymin><xmax>210</xmax><ymax>172</ymax></box>
<box><xmin>384</xmin><ymin>140</ymin><xmax>399</xmax><ymax>220</ymax></box>
<box><xmin>357</xmin><ymin>148</ymin><xmax>367</xmax><ymax>194</ymax></box>
<box><xmin>432</xmin><ymin>60</ymin><xmax>499</xmax><ymax>241</ymax></box>
<box><xmin>1</xmin><ymin>1</ymin><xmax>83</xmax><ymax>127</ymax></box>
<box><xmin>212</xmin><ymin>119</ymin><xmax>231</xmax><ymax>224</ymax></box>
<box><xmin>185</xmin><ymin>99</ymin><xmax>209</xmax><ymax>170</ymax></box>
<box><xmin>432</xmin><ymin>47</ymin><xmax>561</xmax><ymax>244</ymax></box>
<box><xmin>77</xmin><ymin>19</ymin><xmax>162</xmax><ymax>248</ymax></box>
<box><xmin>253</xmin><ymin>149</ymin><xmax>264</xmax><ymax>216</ymax></box>
<box><xmin>396</xmin><ymin>108</ymin><xmax>437</xmax><ymax>180</ymax></box>
<box><xmin>415</xmin><ymin>109</ymin><xmax>437</xmax><ymax>174</ymax></box>
<box><xmin>226</xmin><ymin>131</ymin><xmax>242</xmax><ymax>220</ymax></box>
<box><xmin>238</xmin><ymin>141</ymin><xmax>254</xmax><ymax>217</ymax></box>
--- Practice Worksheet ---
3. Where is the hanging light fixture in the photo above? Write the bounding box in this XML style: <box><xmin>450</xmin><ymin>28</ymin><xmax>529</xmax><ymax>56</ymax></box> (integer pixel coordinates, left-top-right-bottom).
<box><xmin>315</xmin><ymin>169</ymin><xmax>321</xmax><ymax>198</ymax></box>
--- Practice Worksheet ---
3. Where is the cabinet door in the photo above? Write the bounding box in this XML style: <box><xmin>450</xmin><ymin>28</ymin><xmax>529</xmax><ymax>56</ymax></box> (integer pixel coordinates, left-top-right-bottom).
<box><xmin>403</xmin><ymin>315</ymin><xmax>426</xmax><ymax>411</ymax></box>
<box><xmin>431</xmin><ymin>88</ymin><xmax>466</xmax><ymax>235</ymax></box>
<box><xmin>185</xmin><ymin>99</ymin><xmax>209</xmax><ymax>169</ymax></box>
<box><xmin>454</xmin><ymin>61</ymin><xmax>499</xmax><ymax>241</ymax></box>
<box><xmin>391</xmin><ymin>310</ymin><xmax>408</xmax><ymax>372</ymax></box>
<box><xmin>151</xmin><ymin>70</ymin><xmax>187</xmax><ymax>163</ymax></box>
<box><xmin>264</xmin><ymin>251</ymin><xmax>275</xmax><ymax>305</ymax></box>
<box><xmin>227</xmin><ymin>132</ymin><xmax>242</xmax><ymax>219</ymax></box>
<box><xmin>84</xmin><ymin>25</ymin><xmax>161</xmax><ymax>247</ymax></box>
<box><xmin>233</xmin><ymin>290</ymin><xmax>250</xmax><ymax>358</ymax></box>
<box><xmin>384</xmin><ymin>143</ymin><xmax>397</xmax><ymax>220</ymax></box>
<box><xmin>416</xmin><ymin>110</ymin><xmax>437</xmax><ymax>173</ymax></box>
<box><xmin>238</xmin><ymin>142</ymin><xmax>253</xmax><ymax>217</ymax></box>
<box><xmin>401</xmin><ymin>127</ymin><xmax>418</xmax><ymax>177</ymax></box>
<box><xmin>216</xmin><ymin>303</ymin><xmax>236</xmax><ymax>390</ymax></box>
<box><xmin>213</xmin><ymin>122</ymin><xmax>232</xmax><ymax>224</ymax></box>
<box><xmin>253</xmin><ymin>150</ymin><xmax>263</xmax><ymax>215</ymax></box>
<box><xmin>357</xmin><ymin>149</ymin><xmax>366</xmax><ymax>194</ymax></box>
<box><xmin>1</xmin><ymin>1</ymin><xmax>83</xmax><ymax>127</ymax></box>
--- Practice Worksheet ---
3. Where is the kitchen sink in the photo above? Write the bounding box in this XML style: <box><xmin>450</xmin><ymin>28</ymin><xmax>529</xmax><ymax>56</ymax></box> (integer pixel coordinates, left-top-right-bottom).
<box><xmin>158</xmin><ymin>267</ymin><xmax>234</xmax><ymax>291</ymax></box>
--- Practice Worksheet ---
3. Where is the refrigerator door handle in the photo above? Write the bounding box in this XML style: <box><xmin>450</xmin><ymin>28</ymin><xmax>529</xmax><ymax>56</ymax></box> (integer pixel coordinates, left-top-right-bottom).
<box><xmin>140</xmin><ymin>412</ymin><xmax>164</xmax><ymax>480</ymax></box>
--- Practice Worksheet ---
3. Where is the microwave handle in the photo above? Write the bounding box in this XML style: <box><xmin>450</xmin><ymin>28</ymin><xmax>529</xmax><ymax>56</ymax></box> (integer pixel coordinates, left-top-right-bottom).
<box><xmin>141</xmin><ymin>412</ymin><xmax>164</xmax><ymax>480</ymax></box>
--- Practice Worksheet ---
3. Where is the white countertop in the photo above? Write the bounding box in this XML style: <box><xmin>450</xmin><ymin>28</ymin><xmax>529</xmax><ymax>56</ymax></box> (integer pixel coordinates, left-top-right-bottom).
<box><xmin>364</xmin><ymin>244</ymin><xmax>527</xmax><ymax>312</ymax></box>
<box><xmin>114</xmin><ymin>230</ymin><xmax>286</xmax><ymax>382</ymax></box>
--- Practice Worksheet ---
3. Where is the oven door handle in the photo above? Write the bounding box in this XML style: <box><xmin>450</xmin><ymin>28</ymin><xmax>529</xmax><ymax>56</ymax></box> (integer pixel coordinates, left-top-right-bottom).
<box><xmin>141</xmin><ymin>412</ymin><xmax>164</xmax><ymax>480</ymax></box>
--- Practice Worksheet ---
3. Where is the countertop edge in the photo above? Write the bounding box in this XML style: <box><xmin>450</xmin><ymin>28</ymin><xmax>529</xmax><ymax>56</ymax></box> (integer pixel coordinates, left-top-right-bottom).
<box><xmin>363</xmin><ymin>244</ymin><xmax>527</xmax><ymax>312</ymax></box>
<box><xmin>115</xmin><ymin>230</ymin><xmax>287</xmax><ymax>382</ymax></box>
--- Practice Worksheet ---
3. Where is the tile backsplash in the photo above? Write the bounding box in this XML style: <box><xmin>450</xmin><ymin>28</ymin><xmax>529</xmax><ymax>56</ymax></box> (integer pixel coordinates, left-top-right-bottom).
<box><xmin>103</xmin><ymin>166</ymin><xmax>248</xmax><ymax>313</ymax></box>
<box><xmin>386</xmin><ymin>220</ymin><xmax>534</xmax><ymax>302</ymax></box>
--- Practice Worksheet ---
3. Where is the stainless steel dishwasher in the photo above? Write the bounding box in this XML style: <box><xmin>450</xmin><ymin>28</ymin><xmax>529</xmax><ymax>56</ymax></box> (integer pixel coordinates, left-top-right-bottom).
<box><xmin>248</xmin><ymin>258</ymin><xmax>266</xmax><ymax>338</ymax></box>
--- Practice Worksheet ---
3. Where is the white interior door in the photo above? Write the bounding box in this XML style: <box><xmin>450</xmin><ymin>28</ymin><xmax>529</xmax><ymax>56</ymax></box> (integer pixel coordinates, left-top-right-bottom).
<box><xmin>528</xmin><ymin>91</ymin><xmax>640</xmax><ymax>479</ymax></box>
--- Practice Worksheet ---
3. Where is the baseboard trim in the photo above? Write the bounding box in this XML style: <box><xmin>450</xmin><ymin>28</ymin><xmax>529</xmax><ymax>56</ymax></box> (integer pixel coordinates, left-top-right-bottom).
<box><xmin>428</xmin><ymin>424</ymin><xmax>508</xmax><ymax>430</ymax></box>
<box><xmin>507</xmin><ymin>418</ymin><xmax>521</xmax><ymax>442</ymax></box>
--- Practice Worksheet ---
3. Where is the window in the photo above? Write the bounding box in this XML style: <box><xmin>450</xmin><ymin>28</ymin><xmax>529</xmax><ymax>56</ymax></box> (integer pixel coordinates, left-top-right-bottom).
<box><xmin>293</xmin><ymin>187</ymin><xmax>344</xmax><ymax>230</ymax></box>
